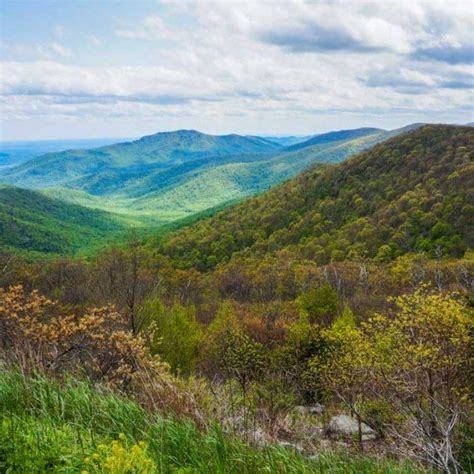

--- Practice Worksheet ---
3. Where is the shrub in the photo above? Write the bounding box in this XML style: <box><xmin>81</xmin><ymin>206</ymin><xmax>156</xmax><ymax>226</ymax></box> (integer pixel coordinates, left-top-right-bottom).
<box><xmin>297</xmin><ymin>285</ymin><xmax>339</xmax><ymax>325</ymax></box>
<box><xmin>84</xmin><ymin>434</ymin><xmax>155</xmax><ymax>474</ymax></box>
<box><xmin>0</xmin><ymin>285</ymin><xmax>166</xmax><ymax>388</ymax></box>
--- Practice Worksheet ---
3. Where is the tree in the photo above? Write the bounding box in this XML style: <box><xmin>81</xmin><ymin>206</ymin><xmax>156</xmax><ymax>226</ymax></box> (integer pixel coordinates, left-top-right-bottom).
<box><xmin>364</xmin><ymin>288</ymin><xmax>472</xmax><ymax>473</ymax></box>
<box><xmin>139</xmin><ymin>297</ymin><xmax>203</xmax><ymax>376</ymax></box>
<box><xmin>312</xmin><ymin>307</ymin><xmax>373</xmax><ymax>449</ymax></box>
<box><xmin>297</xmin><ymin>285</ymin><xmax>339</xmax><ymax>325</ymax></box>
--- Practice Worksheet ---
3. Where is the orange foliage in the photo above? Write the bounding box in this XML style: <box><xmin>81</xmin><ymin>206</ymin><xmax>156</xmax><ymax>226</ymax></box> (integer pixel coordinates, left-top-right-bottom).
<box><xmin>0</xmin><ymin>285</ymin><xmax>165</xmax><ymax>388</ymax></box>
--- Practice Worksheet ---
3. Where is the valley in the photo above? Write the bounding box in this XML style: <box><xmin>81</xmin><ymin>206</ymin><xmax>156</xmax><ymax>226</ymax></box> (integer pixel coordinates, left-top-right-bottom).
<box><xmin>0</xmin><ymin>124</ymin><xmax>424</xmax><ymax>255</ymax></box>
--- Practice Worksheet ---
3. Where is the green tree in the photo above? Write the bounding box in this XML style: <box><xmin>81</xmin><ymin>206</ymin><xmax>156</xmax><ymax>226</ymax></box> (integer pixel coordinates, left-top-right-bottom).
<box><xmin>297</xmin><ymin>285</ymin><xmax>339</xmax><ymax>325</ymax></box>
<box><xmin>139</xmin><ymin>297</ymin><xmax>203</xmax><ymax>375</ymax></box>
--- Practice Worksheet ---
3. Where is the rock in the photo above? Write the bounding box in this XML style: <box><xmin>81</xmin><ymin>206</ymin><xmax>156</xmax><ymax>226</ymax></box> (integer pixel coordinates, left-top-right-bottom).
<box><xmin>278</xmin><ymin>441</ymin><xmax>304</xmax><ymax>453</ymax></box>
<box><xmin>328</xmin><ymin>414</ymin><xmax>376</xmax><ymax>439</ymax></box>
<box><xmin>295</xmin><ymin>405</ymin><xmax>309</xmax><ymax>415</ymax></box>
<box><xmin>294</xmin><ymin>403</ymin><xmax>324</xmax><ymax>416</ymax></box>
<box><xmin>308</xmin><ymin>403</ymin><xmax>324</xmax><ymax>415</ymax></box>
<box><xmin>250</xmin><ymin>428</ymin><xmax>267</xmax><ymax>445</ymax></box>
<box><xmin>306</xmin><ymin>426</ymin><xmax>324</xmax><ymax>438</ymax></box>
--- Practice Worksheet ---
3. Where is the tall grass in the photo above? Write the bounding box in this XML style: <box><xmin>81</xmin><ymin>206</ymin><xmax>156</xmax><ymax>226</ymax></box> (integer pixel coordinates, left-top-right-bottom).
<box><xmin>0</xmin><ymin>369</ymin><xmax>428</xmax><ymax>473</ymax></box>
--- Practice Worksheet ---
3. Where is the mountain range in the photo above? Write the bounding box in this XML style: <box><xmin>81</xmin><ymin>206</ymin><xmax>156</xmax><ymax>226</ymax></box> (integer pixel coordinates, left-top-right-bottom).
<box><xmin>0</xmin><ymin>125</ymin><xmax>423</xmax><ymax>229</ymax></box>
<box><xmin>158</xmin><ymin>125</ymin><xmax>473</xmax><ymax>270</ymax></box>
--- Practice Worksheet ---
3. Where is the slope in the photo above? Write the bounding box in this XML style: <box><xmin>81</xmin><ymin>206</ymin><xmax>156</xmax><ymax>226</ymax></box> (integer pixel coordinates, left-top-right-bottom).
<box><xmin>1</xmin><ymin>126</ymin><xmax>422</xmax><ymax>224</ymax></box>
<box><xmin>1</xmin><ymin>130</ymin><xmax>281</xmax><ymax>191</ymax></box>
<box><xmin>0</xmin><ymin>185</ymin><xmax>128</xmax><ymax>256</ymax></box>
<box><xmin>158</xmin><ymin>125</ymin><xmax>473</xmax><ymax>270</ymax></box>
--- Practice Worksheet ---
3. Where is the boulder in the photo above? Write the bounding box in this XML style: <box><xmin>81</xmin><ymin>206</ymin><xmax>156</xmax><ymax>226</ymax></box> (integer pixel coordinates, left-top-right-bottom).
<box><xmin>294</xmin><ymin>403</ymin><xmax>324</xmax><ymax>416</ymax></box>
<box><xmin>278</xmin><ymin>441</ymin><xmax>304</xmax><ymax>453</ymax></box>
<box><xmin>328</xmin><ymin>414</ymin><xmax>376</xmax><ymax>440</ymax></box>
<box><xmin>308</xmin><ymin>403</ymin><xmax>324</xmax><ymax>415</ymax></box>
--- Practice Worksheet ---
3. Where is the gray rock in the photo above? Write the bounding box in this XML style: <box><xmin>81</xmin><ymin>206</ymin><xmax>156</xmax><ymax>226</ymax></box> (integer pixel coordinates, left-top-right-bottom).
<box><xmin>295</xmin><ymin>405</ymin><xmax>309</xmax><ymax>415</ymax></box>
<box><xmin>279</xmin><ymin>441</ymin><xmax>304</xmax><ymax>453</ymax></box>
<box><xmin>251</xmin><ymin>428</ymin><xmax>267</xmax><ymax>445</ymax></box>
<box><xmin>294</xmin><ymin>403</ymin><xmax>324</xmax><ymax>416</ymax></box>
<box><xmin>308</xmin><ymin>403</ymin><xmax>324</xmax><ymax>415</ymax></box>
<box><xmin>328</xmin><ymin>414</ymin><xmax>376</xmax><ymax>439</ymax></box>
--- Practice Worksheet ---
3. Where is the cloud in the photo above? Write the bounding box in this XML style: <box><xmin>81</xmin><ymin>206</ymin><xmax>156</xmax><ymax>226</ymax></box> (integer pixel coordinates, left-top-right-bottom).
<box><xmin>36</xmin><ymin>42</ymin><xmax>71</xmax><ymax>59</ymax></box>
<box><xmin>1</xmin><ymin>0</ymin><xmax>473</xmax><ymax>136</ymax></box>
<box><xmin>413</xmin><ymin>45</ymin><xmax>474</xmax><ymax>65</ymax></box>
<box><xmin>115</xmin><ymin>15</ymin><xmax>182</xmax><ymax>41</ymax></box>
<box><xmin>86</xmin><ymin>35</ymin><xmax>102</xmax><ymax>46</ymax></box>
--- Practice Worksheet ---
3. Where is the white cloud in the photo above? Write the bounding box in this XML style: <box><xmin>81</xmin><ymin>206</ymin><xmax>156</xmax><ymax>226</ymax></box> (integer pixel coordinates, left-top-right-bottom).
<box><xmin>1</xmin><ymin>0</ymin><xmax>473</xmax><ymax>138</ymax></box>
<box><xmin>36</xmin><ymin>42</ymin><xmax>71</xmax><ymax>59</ymax></box>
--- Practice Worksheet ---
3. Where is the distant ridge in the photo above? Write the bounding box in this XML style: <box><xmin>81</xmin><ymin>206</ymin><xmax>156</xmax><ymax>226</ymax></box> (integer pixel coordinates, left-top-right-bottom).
<box><xmin>285</xmin><ymin>127</ymin><xmax>384</xmax><ymax>151</ymax></box>
<box><xmin>0</xmin><ymin>184</ymin><xmax>126</xmax><ymax>255</ymax></box>
<box><xmin>0</xmin><ymin>123</ymin><xmax>431</xmax><ymax>225</ymax></box>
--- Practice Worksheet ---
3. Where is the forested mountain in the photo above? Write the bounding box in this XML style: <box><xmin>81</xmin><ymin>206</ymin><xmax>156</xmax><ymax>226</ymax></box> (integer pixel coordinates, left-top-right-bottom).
<box><xmin>159</xmin><ymin>125</ymin><xmax>473</xmax><ymax>270</ymax></box>
<box><xmin>0</xmin><ymin>137</ymin><xmax>129</xmax><ymax>170</ymax></box>
<box><xmin>0</xmin><ymin>185</ymin><xmax>127</xmax><ymax>256</ymax></box>
<box><xmin>1</xmin><ymin>130</ymin><xmax>281</xmax><ymax>190</ymax></box>
<box><xmin>285</xmin><ymin>127</ymin><xmax>383</xmax><ymax>151</ymax></box>
<box><xmin>1</xmin><ymin>126</ymin><xmax>418</xmax><ymax>223</ymax></box>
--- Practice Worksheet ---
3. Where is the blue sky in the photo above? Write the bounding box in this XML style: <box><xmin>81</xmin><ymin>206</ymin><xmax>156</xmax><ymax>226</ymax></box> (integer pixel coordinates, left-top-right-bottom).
<box><xmin>1</xmin><ymin>0</ymin><xmax>473</xmax><ymax>140</ymax></box>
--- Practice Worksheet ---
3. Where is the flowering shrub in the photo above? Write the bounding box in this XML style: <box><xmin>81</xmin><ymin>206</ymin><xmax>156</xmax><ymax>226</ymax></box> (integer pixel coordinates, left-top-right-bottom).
<box><xmin>0</xmin><ymin>285</ymin><xmax>165</xmax><ymax>388</ymax></box>
<box><xmin>83</xmin><ymin>434</ymin><xmax>155</xmax><ymax>474</ymax></box>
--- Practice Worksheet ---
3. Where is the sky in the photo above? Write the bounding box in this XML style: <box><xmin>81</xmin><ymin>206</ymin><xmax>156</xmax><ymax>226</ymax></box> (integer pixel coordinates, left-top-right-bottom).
<box><xmin>1</xmin><ymin>0</ymin><xmax>473</xmax><ymax>140</ymax></box>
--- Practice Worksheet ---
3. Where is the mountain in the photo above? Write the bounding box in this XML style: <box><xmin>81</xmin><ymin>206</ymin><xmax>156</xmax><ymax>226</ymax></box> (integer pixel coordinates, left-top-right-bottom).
<box><xmin>0</xmin><ymin>137</ymin><xmax>130</xmax><ymax>170</ymax></box>
<box><xmin>0</xmin><ymin>126</ymin><xmax>423</xmax><ymax>224</ymax></box>
<box><xmin>262</xmin><ymin>135</ymin><xmax>313</xmax><ymax>146</ymax></box>
<box><xmin>158</xmin><ymin>125</ymin><xmax>473</xmax><ymax>270</ymax></box>
<box><xmin>285</xmin><ymin>127</ymin><xmax>383</xmax><ymax>151</ymax></box>
<box><xmin>1</xmin><ymin>130</ymin><xmax>281</xmax><ymax>190</ymax></box>
<box><xmin>0</xmin><ymin>185</ymin><xmax>128</xmax><ymax>256</ymax></box>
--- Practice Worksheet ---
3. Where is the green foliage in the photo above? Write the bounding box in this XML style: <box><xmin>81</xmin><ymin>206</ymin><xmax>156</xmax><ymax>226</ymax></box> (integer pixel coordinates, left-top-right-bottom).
<box><xmin>140</xmin><ymin>297</ymin><xmax>203</xmax><ymax>375</ymax></box>
<box><xmin>0</xmin><ymin>184</ymin><xmax>128</xmax><ymax>257</ymax></box>
<box><xmin>2</xmin><ymin>127</ymin><xmax>407</xmax><ymax>227</ymax></box>
<box><xmin>160</xmin><ymin>125</ymin><xmax>473</xmax><ymax>270</ymax></box>
<box><xmin>297</xmin><ymin>285</ymin><xmax>339</xmax><ymax>325</ymax></box>
<box><xmin>332</xmin><ymin>305</ymin><xmax>356</xmax><ymax>331</ymax></box>
<box><xmin>222</xmin><ymin>330</ymin><xmax>267</xmax><ymax>390</ymax></box>
<box><xmin>85</xmin><ymin>434</ymin><xmax>156</xmax><ymax>473</ymax></box>
<box><xmin>0</xmin><ymin>369</ymin><xmax>425</xmax><ymax>473</ymax></box>
<box><xmin>278</xmin><ymin>316</ymin><xmax>332</xmax><ymax>402</ymax></box>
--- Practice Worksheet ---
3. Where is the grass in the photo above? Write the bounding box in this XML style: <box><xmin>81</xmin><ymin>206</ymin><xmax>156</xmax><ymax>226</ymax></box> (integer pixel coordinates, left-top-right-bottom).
<box><xmin>0</xmin><ymin>368</ymin><xmax>428</xmax><ymax>473</ymax></box>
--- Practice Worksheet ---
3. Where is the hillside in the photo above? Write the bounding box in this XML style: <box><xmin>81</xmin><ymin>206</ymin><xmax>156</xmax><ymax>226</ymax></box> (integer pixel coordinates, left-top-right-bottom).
<box><xmin>1</xmin><ymin>130</ymin><xmax>281</xmax><ymax>190</ymax></box>
<box><xmin>285</xmin><ymin>127</ymin><xmax>383</xmax><ymax>151</ymax></box>
<box><xmin>0</xmin><ymin>137</ymin><xmax>129</xmax><ymax>170</ymax></box>
<box><xmin>0</xmin><ymin>185</ymin><xmax>128</xmax><ymax>256</ymax></box>
<box><xmin>158</xmin><ymin>125</ymin><xmax>473</xmax><ymax>270</ymax></box>
<box><xmin>1</xmin><ymin>127</ymin><xmax>415</xmax><ymax>223</ymax></box>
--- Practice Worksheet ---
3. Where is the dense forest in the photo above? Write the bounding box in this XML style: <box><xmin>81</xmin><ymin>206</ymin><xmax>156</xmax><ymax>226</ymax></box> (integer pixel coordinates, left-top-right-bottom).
<box><xmin>0</xmin><ymin>185</ymin><xmax>128</xmax><ymax>256</ymax></box>
<box><xmin>0</xmin><ymin>125</ymin><xmax>472</xmax><ymax>473</ymax></box>
<box><xmin>0</xmin><ymin>126</ymin><xmax>419</xmax><ymax>227</ymax></box>
<box><xmin>159</xmin><ymin>125</ymin><xmax>473</xmax><ymax>270</ymax></box>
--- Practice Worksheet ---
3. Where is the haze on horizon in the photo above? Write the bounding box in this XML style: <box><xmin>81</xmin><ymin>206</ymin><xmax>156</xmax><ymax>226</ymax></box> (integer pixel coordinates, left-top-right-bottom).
<box><xmin>1</xmin><ymin>0</ymin><xmax>473</xmax><ymax>141</ymax></box>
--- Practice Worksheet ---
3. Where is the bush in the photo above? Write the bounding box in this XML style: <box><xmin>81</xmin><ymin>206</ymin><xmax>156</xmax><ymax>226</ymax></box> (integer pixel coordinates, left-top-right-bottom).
<box><xmin>297</xmin><ymin>285</ymin><xmax>339</xmax><ymax>325</ymax></box>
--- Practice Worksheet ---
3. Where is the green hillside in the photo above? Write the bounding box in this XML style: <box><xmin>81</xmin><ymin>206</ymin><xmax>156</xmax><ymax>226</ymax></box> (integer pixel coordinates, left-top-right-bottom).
<box><xmin>284</xmin><ymin>127</ymin><xmax>383</xmax><ymax>151</ymax></box>
<box><xmin>0</xmin><ymin>185</ymin><xmax>128</xmax><ymax>256</ymax></box>
<box><xmin>2</xmin><ymin>130</ymin><xmax>281</xmax><ymax>190</ymax></box>
<box><xmin>1</xmin><ymin>127</ymin><xmax>417</xmax><ymax>223</ymax></box>
<box><xmin>158</xmin><ymin>125</ymin><xmax>473</xmax><ymax>270</ymax></box>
